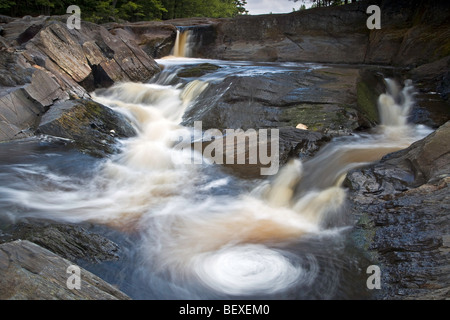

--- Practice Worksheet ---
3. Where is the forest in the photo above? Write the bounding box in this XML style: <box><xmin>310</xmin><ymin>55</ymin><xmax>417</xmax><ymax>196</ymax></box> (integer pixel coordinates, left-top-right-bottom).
<box><xmin>0</xmin><ymin>0</ymin><xmax>248</xmax><ymax>22</ymax></box>
<box><xmin>0</xmin><ymin>0</ymin><xmax>362</xmax><ymax>23</ymax></box>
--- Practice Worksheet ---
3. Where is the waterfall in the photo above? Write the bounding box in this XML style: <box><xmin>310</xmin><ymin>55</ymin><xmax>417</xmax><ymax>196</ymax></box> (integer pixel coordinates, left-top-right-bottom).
<box><xmin>171</xmin><ymin>28</ymin><xmax>194</xmax><ymax>58</ymax></box>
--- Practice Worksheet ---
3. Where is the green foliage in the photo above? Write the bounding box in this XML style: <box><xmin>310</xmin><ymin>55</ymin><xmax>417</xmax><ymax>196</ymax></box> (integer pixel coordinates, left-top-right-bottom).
<box><xmin>0</xmin><ymin>0</ymin><xmax>247</xmax><ymax>22</ymax></box>
<box><xmin>0</xmin><ymin>0</ymin><xmax>15</xmax><ymax>10</ymax></box>
<box><xmin>84</xmin><ymin>0</ymin><xmax>119</xmax><ymax>23</ymax></box>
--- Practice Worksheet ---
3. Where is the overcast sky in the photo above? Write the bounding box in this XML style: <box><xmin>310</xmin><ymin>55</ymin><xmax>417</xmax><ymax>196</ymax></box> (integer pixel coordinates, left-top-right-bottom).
<box><xmin>245</xmin><ymin>0</ymin><xmax>309</xmax><ymax>15</ymax></box>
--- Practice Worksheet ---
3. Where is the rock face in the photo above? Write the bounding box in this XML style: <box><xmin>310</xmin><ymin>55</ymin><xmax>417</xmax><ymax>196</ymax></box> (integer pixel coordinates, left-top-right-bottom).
<box><xmin>345</xmin><ymin>121</ymin><xmax>450</xmax><ymax>299</ymax></box>
<box><xmin>106</xmin><ymin>21</ymin><xmax>178</xmax><ymax>59</ymax></box>
<box><xmin>36</xmin><ymin>99</ymin><xmax>136</xmax><ymax>157</ymax></box>
<box><xmin>0</xmin><ymin>15</ymin><xmax>161</xmax><ymax>142</ymax></box>
<box><xmin>0</xmin><ymin>240</ymin><xmax>130</xmax><ymax>300</ymax></box>
<box><xmin>200</xmin><ymin>0</ymin><xmax>450</xmax><ymax>67</ymax></box>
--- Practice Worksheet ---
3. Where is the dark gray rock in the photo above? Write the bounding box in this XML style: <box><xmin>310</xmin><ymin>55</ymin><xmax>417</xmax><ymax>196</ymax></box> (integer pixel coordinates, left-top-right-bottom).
<box><xmin>177</xmin><ymin>63</ymin><xmax>220</xmax><ymax>78</ymax></box>
<box><xmin>345</xmin><ymin>121</ymin><xmax>450</xmax><ymax>299</ymax></box>
<box><xmin>107</xmin><ymin>21</ymin><xmax>177</xmax><ymax>58</ymax></box>
<box><xmin>0</xmin><ymin>67</ymin><xmax>68</xmax><ymax>141</ymax></box>
<box><xmin>196</xmin><ymin>126</ymin><xmax>329</xmax><ymax>179</ymax></box>
<box><xmin>408</xmin><ymin>56</ymin><xmax>450</xmax><ymax>128</ymax></box>
<box><xmin>36</xmin><ymin>99</ymin><xmax>136</xmax><ymax>157</ymax></box>
<box><xmin>198</xmin><ymin>0</ymin><xmax>450</xmax><ymax>67</ymax></box>
<box><xmin>0</xmin><ymin>15</ymin><xmax>48</xmax><ymax>47</ymax></box>
<box><xmin>20</xmin><ymin>19</ymin><xmax>161</xmax><ymax>91</ymax></box>
<box><xmin>0</xmin><ymin>240</ymin><xmax>130</xmax><ymax>300</ymax></box>
<box><xmin>0</xmin><ymin>219</ymin><xmax>120</xmax><ymax>264</ymax></box>
<box><xmin>0</xmin><ymin>50</ymin><xmax>33</xmax><ymax>87</ymax></box>
<box><xmin>0</xmin><ymin>15</ymin><xmax>162</xmax><ymax>143</ymax></box>
<box><xmin>182</xmin><ymin>66</ymin><xmax>364</xmax><ymax>136</ymax></box>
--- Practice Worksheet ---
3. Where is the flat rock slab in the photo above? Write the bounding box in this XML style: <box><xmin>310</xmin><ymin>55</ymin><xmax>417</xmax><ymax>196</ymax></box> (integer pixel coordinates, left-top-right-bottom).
<box><xmin>0</xmin><ymin>240</ymin><xmax>130</xmax><ymax>300</ymax></box>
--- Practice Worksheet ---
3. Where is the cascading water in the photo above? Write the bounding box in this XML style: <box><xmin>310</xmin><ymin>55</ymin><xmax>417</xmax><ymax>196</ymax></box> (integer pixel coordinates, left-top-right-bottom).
<box><xmin>0</xmin><ymin>57</ymin><xmax>432</xmax><ymax>299</ymax></box>
<box><xmin>171</xmin><ymin>28</ymin><xmax>194</xmax><ymax>58</ymax></box>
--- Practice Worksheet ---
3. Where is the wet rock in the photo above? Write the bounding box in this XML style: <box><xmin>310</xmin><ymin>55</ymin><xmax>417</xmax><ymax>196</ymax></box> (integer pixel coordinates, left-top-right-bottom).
<box><xmin>346</xmin><ymin>121</ymin><xmax>450</xmax><ymax>194</ymax></box>
<box><xmin>0</xmin><ymin>219</ymin><xmax>120</xmax><ymax>263</ymax></box>
<box><xmin>345</xmin><ymin>121</ymin><xmax>450</xmax><ymax>299</ymax></box>
<box><xmin>408</xmin><ymin>56</ymin><xmax>450</xmax><ymax>128</ymax></box>
<box><xmin>0</xmin><ymin>240</ymin><xmax>130</xmax><ymax>299</ymax></box>
<box><xmin>278</xmin><ymin>127</ymin><xmax>331</xmax><ymax>162</ymax></box>
<box><xmin>183</xmin><ymin>66</ymin><xmax>364</xmax><ymax>136</ymax></box>
<box><xmin>177</xmin><ymin>63</ymin><xmax>220</xmax><ymax>78</ymax></box>
<box><xmin>195</xmin><ymin>127</ymin><xmax>329</xmax><ymax>179</ymax></box>
<box><xmin>355</xmin><ymin>69</ymin><xmax>387</xmax><ymax>127</ymax></box>
<box><xmin>36</xmin><ymin>99</ymin><xmax>136</xmax><ymax>157</ymax></box>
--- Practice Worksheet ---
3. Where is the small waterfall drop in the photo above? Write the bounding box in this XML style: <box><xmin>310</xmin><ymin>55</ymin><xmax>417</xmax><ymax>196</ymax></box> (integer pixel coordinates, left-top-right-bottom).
<box><xmin>171</xmin><ymin>28</ymin><xmax>194</xmax><ymax>58</ymax></box>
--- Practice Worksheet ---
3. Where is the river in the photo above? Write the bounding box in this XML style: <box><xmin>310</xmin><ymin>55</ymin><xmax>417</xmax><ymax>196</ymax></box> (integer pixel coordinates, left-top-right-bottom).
<box><xmin>0</xmin><ymin>49</ymin><xmax>433</xmax><ymax>299</ymax></box>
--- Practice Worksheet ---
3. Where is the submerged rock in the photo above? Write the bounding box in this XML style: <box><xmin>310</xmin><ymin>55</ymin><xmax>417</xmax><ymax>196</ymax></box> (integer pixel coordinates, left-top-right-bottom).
<box><xmin>0</xmin><ymin>240</ymin><xmax>130</xmax><ymax>299</ymax></box>
<box><xmin>36</xmin><ymin>99</ymin><xmax>136</xmax><ymax>158</ymax></box>
<box><xmin>345</xmin><ymin>121</ymin><xmax>450</xmax><ymax>299</ymax></box>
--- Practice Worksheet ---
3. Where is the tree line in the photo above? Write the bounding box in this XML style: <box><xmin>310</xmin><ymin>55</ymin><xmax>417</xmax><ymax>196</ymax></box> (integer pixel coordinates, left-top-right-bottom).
<box><xmin>0</xmin><ymin>0</ymin><xmax>248</xmax><ymax>23</ymax></box>
<box><xmin>291</xmin><ymin>0</ymin><xmax>361</xmax><ymax>9</ymax></box>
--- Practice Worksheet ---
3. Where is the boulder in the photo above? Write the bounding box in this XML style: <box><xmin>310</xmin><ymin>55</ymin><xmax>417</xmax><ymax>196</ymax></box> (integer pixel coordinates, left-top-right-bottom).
<box><xmin>0</xmin><ymin>219</ymin><xmax>120</xmax><ymax>264</ymax></box>
<box><xmin>0</xmin><ymin>67</ymin><xmax>68</xmax><ymax>141</ymax></box>
<box><xmin>182</xmin><ymin>66</ymin><xmax>364</xmax><ymax>136</ymax></box>
<box><xmin>36</xmin><ymin>99</ymin><xmax>136</xmax><ymax>157</ymax></box>
<box><xmin>198</xmin><ymin>126</ymin><xmax>329</xmax><ymax>178</ymax></box>
<box><xmin>0</xmin><ymin>240</ymin><xmax>130</xmax><ymax>300</ymax></box>
<box><xmin>345</xmin><ymin>121</ymin><xmax>450</xmax><ymax>299</ymax></box>
<box><xmin>177</xmin><ymin>63</ymin><xmax>220</xmax><ymax>78</ymax></box>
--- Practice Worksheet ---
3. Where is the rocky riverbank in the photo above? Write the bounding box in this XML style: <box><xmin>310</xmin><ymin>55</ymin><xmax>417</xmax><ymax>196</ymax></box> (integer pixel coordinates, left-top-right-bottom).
<box><xmin>0</xmin><ymin>0</ymin><xmax>449</xmax><ymax>300</ymax></box>
<box><xmin>345</xmin><ymin>121</ymin><xmax>450</xmax><ymax>299</ymax></box>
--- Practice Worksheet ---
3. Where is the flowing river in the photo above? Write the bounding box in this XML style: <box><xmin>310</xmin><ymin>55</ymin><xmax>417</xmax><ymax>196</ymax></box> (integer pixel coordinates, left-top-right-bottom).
<box><xmin>0</xmin><ymin>51</ymin><xmax>432</xmax><ymax>299</ymax></box>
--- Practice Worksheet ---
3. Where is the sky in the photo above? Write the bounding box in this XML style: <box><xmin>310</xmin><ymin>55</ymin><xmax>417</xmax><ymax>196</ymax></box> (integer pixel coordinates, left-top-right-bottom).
<box><xmin>245</xmin><ymin>0</ymin><xmax>310</xmax><ymax>15</ymax></box>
